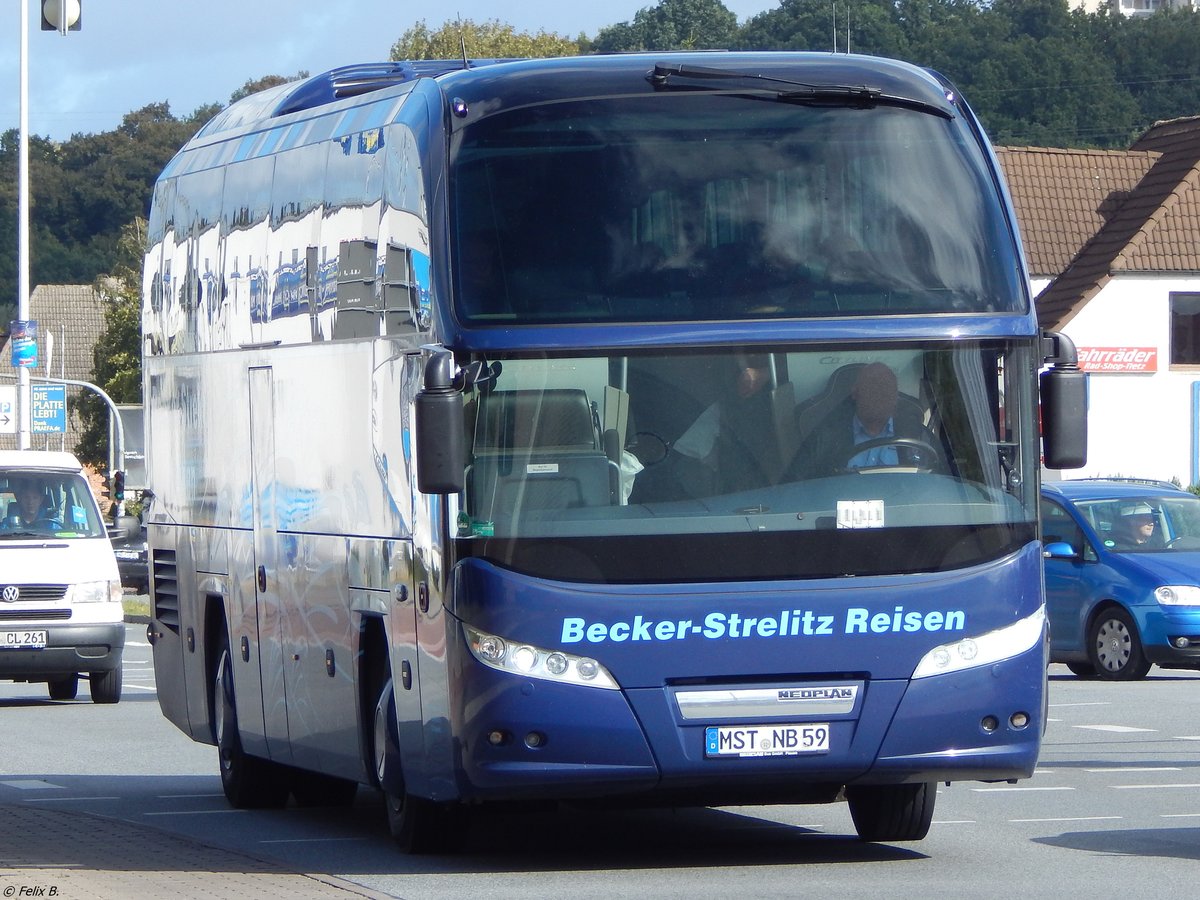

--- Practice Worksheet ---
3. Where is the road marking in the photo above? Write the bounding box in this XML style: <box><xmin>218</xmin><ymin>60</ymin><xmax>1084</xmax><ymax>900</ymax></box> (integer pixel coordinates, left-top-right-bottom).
<box><xmin>972</xmin><ymin>786</ymin><xmax>1075</xmax><ymax>792</ymax></box>
<box><xmin>24</xmin><ymin>796</ymin><xmax>121</xmax><ymax>802</ymax></box>
<box><xmin>1113</xmin><ymin>783</ymin><xmax>1200</xmax><ymax>790</ymax></box>
<box><xmin>1176</xmin><ymin>736</ymin><xmax>1200</xmax><ymax>741</ymax></box>
<box><xmin>1049</xmin><ymin>701</ymin><xmax>1109</xmax><ymax>708</ymax></box>
<box><xmin>1009</xmin><ymin>816</ymin><xmax>1122</xmax><ymax>823</ymax></box>
<box><xmin>1</xmin><ymin>780</ymin><xmax>63</xmax><ymax>790</ymax></box>
<box><xmin>143</xmin><ymin>809</ymin><xmax>248</xmax><ymax>816</ymax></box>
<box><xmin>1085</xmin><ymin>767</ymin><xmax>1181</xmax><ymax>773</ymax></box>
<box><xmin>1161</xmin><ymin>813</ymin><xmax>1200</xmax><ymax>818</ymax></box>
<box><xmin>1074</xmin><ymin>725</ymin><xmax>1155</xmax><ymax>733</ymax></box>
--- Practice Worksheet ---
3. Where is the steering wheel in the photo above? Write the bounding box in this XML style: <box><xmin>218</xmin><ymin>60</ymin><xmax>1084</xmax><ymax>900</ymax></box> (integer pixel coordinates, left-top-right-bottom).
<box><xmin>842</xmin><ymin>437</ymin><xmax>941</xmax><ymax>471</ymax></box>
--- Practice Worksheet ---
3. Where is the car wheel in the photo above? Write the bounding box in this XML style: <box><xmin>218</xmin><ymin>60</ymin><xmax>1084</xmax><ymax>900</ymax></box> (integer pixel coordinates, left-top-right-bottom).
<box><xmin>1088</xmin><ymin>607</ymin><xmax>1151</xmax><ymax>681</ymax></box>
<box><xmin>846</xmin><ymin>781</ymin><xmax>936</xmax><ymax>842</ymax></box>
<box><xmin>89</xmin><ymin>668</ymin><xmax>122</xmax><ymax>704</ymax></box>
<box><xmin>47</xmin><ymin>674</ymin><xmax>78</xmax><ymax>701</ymax></box>
<box><xmin>1065</xmin><ymin>661</ymin><xmax>1098</xmax><ymax>679</ymax></box>
<box><xmin>212</xmin><ymin>632</ymin><xmax>290</xmax><ymax>808</ymax></box>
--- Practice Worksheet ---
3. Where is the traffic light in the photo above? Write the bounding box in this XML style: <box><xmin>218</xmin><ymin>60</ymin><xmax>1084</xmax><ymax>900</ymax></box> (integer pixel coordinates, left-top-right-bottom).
<box><xmin>40</xmin><ymin>1</ymin><xmax>81</xmax><ymax>32</ymax></box>
<box><xmin>112</xmin><ymin>471</ymin><xmax>125</xmax><ymax>503</ymax></box>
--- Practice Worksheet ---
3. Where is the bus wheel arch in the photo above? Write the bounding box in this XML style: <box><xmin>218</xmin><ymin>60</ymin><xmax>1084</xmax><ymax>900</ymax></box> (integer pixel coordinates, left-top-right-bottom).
<box><xmin>210</xmin><ymin>614</ymin><xmax>290</xmax><ymax>808</ymax></box>
<box><xmin>369</xmin><ymin>658</ymin><xmax>461</xmax><ymax>853</ymax></box>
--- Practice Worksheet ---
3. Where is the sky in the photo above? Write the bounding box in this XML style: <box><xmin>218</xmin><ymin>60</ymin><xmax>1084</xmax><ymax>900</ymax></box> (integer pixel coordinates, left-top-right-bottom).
<box><xmin>1</xmin><ymin>1</ymin><xmax>777</xmax><ymax>142</ymax></box>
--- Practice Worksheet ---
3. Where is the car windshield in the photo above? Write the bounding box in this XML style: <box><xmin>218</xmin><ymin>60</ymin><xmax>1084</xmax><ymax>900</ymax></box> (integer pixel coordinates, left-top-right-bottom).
<box><xmin>0</xmin><ymin>469</ymin><xmax>106</xmax><ymax>539</ymax></box>
<box><xmin>1074</xmin><ymin>494</ymin><xmax>1200</xmax><ymax>553</ymax></box>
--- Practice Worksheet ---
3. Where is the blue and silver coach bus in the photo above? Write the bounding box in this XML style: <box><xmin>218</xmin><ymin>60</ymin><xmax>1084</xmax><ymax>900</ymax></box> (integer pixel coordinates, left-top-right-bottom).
<box><xmin>142</xmin><ymin>53</ymin><xmax>1086</xmax><ymax>850</ymax></box>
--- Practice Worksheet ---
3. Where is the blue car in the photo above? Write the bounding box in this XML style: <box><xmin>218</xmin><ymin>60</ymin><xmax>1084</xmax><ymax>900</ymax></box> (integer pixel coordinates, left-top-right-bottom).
<box><xmin>1041</xmin><ymin>479</ymin><xmax>1200</xmax><ymax>680</ymax></box>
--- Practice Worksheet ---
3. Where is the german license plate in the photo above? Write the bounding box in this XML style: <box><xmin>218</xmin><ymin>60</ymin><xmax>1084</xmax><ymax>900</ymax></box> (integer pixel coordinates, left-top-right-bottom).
<box><xmin>705</xmin><ymin>723</ymin><xmax>830</xmax><ymax>758</ymax></box>
<box><xmin>1</xmin><ymin>630</ymin><xmax>48</xmax><ymax>650</ymax></box>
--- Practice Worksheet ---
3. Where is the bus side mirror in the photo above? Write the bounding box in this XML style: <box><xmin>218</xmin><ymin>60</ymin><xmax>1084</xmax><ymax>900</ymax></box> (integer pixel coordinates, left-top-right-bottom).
<box><xmin>415</xmin><ymin>347</ymin><xmax>466</xmax><ymax>495</ymax></box>
<box><xmin>1040</xmin><ymin>331</ymin><xmax>1087</xmax><ymax>470</ymax></box>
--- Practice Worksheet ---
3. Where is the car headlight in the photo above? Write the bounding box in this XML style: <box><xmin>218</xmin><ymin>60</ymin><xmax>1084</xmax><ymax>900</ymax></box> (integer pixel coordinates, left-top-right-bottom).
<box><xmin>1155</xmin><ymin>585</ymin><xmax>1200</xmax><ymax>606</ymax></box>
<box><xmin>465</xmin><ymin>626</ymin><xmax>620</xmax><ymax>690</ymax></box>
<box><xmin>66</xmin><ymin>580</ymin><xmax>123</xmax><ymax>603</ymax></box>
<box><xmin>912</xmin><ymin>606</ymin><xmax>1045</xmax><ymax>679</ymax></box>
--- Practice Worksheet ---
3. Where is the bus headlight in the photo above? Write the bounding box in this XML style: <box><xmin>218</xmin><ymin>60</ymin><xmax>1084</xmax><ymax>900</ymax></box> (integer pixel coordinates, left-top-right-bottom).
<box><xmin>912</xmin><ymin>606</ymin><xmax>1045</xmax><ymax>679</ymax></box>
<box><xmin>1155</xmin><ymin>585</ymin><xmax>1200</xmax><ymax>606</ymax></box>
<box><xmin>465</xmin><ymin>626</ymin><xmax>620</xmax><ymax>690</ymax></box>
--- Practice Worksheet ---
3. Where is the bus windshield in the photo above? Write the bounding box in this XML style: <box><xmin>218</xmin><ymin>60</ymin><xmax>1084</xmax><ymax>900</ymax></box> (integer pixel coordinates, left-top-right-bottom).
<box><xmin>451</xmin><ymin>93</ymin><xmax>1024</xmax><ymax>325</ymax></box>
<box><xmin>455</xmin><ymin>341</ymin><xmax>1037</xmax><ymax>582</ymax></box>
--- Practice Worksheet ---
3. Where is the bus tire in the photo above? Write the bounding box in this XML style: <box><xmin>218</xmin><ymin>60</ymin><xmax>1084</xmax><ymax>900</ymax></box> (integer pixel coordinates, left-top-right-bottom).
<box><xmin>89</xmin><ymin>667</ymin><xmax>122</xmax><ymax>704</ymax></box>
<box><xmin>1088</xmin><ymin>606</ymin><xmax>1151</xmax><ymax>680</ymax></box>
<box><xmin>212</xmin><ymin>632</ymin><xmax>290</xmax><ymax>808</ymax></box>
<box><xmin>846</xmin><ymin>781</ymin><xmax>936</xmax><ymax>842</ymax></box>
<box><xmin>48</xmin><ymin>674</ymin><xmax>78</xmax><ymax>701</ymax></box>
<box><xmin>373</xmin><ymin>677</ymin><xmax>459</xmax><ymax>853</ymax></box>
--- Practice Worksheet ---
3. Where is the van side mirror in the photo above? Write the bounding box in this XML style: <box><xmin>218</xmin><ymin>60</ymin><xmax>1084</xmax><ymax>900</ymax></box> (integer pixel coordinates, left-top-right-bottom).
<box><xmin>414</xmin><ymin>346</ymin><xmax>466</xmax><ymax>494</ymax></box>
<box><xmin>1040</xmin><ymin>331</ymin><xmax>1087</xmax><ymax>470</ymax></box>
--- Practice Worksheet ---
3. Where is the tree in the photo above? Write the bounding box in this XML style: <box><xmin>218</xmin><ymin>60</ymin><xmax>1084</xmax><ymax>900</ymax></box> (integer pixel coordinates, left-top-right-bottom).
<box><xmin>595</xmin><ymin>0</ymin><xmax>738</xmax><ymax>51</ymax></box>
<box><xmin>391</xmin><ymin>19</ymin><xmax>582</xmax><ymax>60</ymax></box>
<box><xmin>75</xmin><ymin>218</ymin><xmax>145</xmax><ymax>468</ymax></box>
<box><xmin>229</xmin><ymin>72</ymin><xmax>309</xmax><ymax>104</ymax></box>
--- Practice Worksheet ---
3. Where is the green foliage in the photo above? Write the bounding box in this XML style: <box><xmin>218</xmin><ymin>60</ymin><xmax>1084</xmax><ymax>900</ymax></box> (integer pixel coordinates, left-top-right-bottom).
<box><xmin>74</xmin><ymin>219</ymin><xmax>146</xmax><ymax>467</ymax></box>
<box><xmin>391</xmin><ymin>19</ymin><xmax>583</xmax><ymax>60</ymax></box>
<box><xmin>230</xmin><ymin>72</ymin><xmax>309</xmax><ymax>104</ymax></box>
<box><xmin>0</xmin><ymin>103</ymin><xmax>210</xmax><ymax>323</ymax></box>
<box><xmin>595</xmin><ymin>0</ymin><xmax>738</xmax><ymax>51</ymax></box>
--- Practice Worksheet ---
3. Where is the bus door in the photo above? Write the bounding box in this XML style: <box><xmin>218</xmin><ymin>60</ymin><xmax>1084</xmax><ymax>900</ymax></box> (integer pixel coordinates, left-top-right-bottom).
<box><xmin>248</xmin><ymin>366</ymin><xmax>293</xmax><ymax>763</ymax></box>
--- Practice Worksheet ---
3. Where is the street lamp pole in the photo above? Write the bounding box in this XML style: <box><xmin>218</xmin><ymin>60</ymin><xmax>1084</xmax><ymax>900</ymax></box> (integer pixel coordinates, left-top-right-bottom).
<box><xmin>17</xmin><ymin>0</ymin><xmax>32</xmax><ymax>450</ymax></box>
<box><xmin>16</xmin><ymin>2</ymin><xmax>80</xmax><ymax>451</ymax></box>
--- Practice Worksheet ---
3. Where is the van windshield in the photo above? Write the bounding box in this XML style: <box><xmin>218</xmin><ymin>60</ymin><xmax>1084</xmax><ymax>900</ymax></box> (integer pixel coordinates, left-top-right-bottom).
<box><xmin>0</xmin><ymin>469</ymin><xmax>107</xmax><ymax>539</ymax></box>
<box><xmin>450</xmin><ymin>93</ymin><xmax>1023</xmax><ymax>325</ymax></box>
<box><xmin>1075</xmin><ymin>494</ymin><xmax>1200</xmax><ymax>553</ymax></box>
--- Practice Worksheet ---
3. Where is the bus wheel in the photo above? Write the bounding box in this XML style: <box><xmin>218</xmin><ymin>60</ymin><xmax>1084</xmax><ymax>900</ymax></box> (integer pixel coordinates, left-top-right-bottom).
<box><xmin>47</xmin><ymin>674</ymin><xmax>78</xmax><ymax>701</ymax></box>
<box><xmin>373</xmin><ymin>678</ymin><xmax>459</xmax><ymax>853</ymax></box>
<box><xmin>1088</xmin><ymin>607</ymin><xmax>1151</xmax><ymax>681</ymax></box>
<box><xmin>89</xmin><ymin>667</ymin><xmax>122</xmax><ymax>704</ymax></box>
<box><xmin>212</xmin><ymin>634</ymin><xmax>290</xmax><ymax>808</ymax></box>
<box><xmin>846</xmin><ymin>782</ymin><xmax>936</xmax><ymax>842</ymax></box>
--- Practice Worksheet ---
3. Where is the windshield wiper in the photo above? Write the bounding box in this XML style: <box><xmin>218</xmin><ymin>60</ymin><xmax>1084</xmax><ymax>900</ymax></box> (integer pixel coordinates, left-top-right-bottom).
<box><xmin>648</xmin><ymin>63</ymin><xmax>954</xmax><ymax>119</ymax></box>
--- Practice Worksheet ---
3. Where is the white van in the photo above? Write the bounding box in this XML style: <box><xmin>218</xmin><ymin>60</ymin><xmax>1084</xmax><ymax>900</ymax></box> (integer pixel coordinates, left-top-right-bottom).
<box><xmin>0</xmin><ymin>450</ymin><xmax>124</xmax><ymax>703</ymax></box>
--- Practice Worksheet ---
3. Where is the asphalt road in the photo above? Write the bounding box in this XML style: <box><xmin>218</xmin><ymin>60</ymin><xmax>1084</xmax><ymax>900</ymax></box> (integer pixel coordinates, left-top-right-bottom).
<box><xmin>2</xmin><ymin>625</ymin><xmax>1199</xmax><ymax>898</ymax></box>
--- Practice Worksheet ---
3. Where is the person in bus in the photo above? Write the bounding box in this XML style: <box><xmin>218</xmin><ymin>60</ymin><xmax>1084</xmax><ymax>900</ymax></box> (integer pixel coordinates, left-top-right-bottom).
<box><xmin>792</xmin><ymin>362</ymin><xmax>935</xmax><ymax>477</ymax></box>
<box><xmin>670</xmin><ymin>353</ymin><xmax>783</xmax><ymax>497</ymax></box>
<box><xmin>3</xmin><ymin>477</ymin><xmax>62</xmax><ymax>533</ymax></box>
